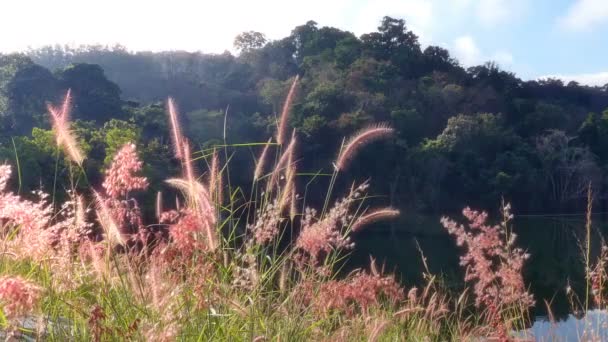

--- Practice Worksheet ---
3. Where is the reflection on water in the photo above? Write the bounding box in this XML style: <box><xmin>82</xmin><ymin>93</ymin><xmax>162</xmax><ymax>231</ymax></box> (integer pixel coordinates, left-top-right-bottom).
<box><xmin>521</xmin><ymin>310</ymin><xmax>608</xmax><ymax>341</ymax></box>
<box><xmin>347</xmin><ymin>214</ymin><xmax>608</xmax><ymax>321</ymax></box>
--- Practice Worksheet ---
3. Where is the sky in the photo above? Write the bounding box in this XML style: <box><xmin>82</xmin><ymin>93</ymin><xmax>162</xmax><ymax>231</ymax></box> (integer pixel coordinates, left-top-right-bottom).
<box><xmin>1</xmin><ymin>0</ymin><xmax>607</xmax><ymax>86</ymax></box>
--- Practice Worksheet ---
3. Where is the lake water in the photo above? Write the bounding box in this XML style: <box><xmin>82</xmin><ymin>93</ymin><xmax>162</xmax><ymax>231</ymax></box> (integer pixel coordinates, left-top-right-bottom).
<box><xmin>347</xmin><ymin>214</ymin><xmax>608</xmax><ymax>324</ymax></box>
<box><xmin>521</xmin><ymin>310</ymin><xmax>608</xmax><ymax>341</ymax></box>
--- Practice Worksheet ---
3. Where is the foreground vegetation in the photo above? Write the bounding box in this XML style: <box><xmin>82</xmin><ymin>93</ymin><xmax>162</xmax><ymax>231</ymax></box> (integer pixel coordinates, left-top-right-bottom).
<box><xmin>0</xmin><ymin>88</ymin><xmax>548</xmax><ymax>341</ymax></box>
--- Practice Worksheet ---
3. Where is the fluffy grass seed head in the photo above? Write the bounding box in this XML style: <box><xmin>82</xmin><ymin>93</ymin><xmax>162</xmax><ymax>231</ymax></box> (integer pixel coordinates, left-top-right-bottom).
<box><xmin>276</xmin><ymin>75</ymin><xmax>299</xmax><ymax>145</ymax></box>
<box><xmin>47</xmin><ymin>89</ymin><xmax>85</xmax><ymax>165</ymax></box>
<box><xmin>335</xmin><ymin>124</ymin><xmax>394</xmax><ymax>172</ymax></box>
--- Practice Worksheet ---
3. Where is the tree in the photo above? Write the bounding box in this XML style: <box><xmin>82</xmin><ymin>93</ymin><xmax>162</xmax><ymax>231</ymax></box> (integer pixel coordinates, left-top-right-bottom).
<box><xmin>233</xmin><ymin>31</ymin><xmax>267</xmax><ymax>53</ymax></box>
<box><xmin>360</xmin><ymin>16</ymin><xmax>422</xmax><ymax>76</ymax></box>
<box><xmin>101</xmin><ymin>119</ymin><xmax>141</xmax><ymax>165</ymax></box>
<box><xmin>425</xmin><ymin>113</ymin><xmax>506</xmax><ymax>154</ymax></box>
<box><xmin>57</xmin><ymin>63</ymin><xmax>123</xmax><ymax>123</ymax></box>
<box><xmin>422</xmin><ymin>46</ymin><xmax>457</xmax><ymax>72</ymax></box>
<box><xmin>0</xmin><ymin>54</ymin><xmax>62</xmax><ymax>133</ymax></box>
<box><xmin>536</xmin><ymin>130</ymin><xmax>600</xmax><ymax>207</ymax></box>
<box><xmin>5</xmin><ymin>63</ymin><xmax>61</xmax><ymax>133</ymax></box>
<box><xmin>361</xmin><ymin>17</ymin><xmax>420</xmax><ymax>57</ymax></box>
<box><xmin>578</xmin><ymin>109</ymin><xmax>608</xmax><ymax>161</ymax></box>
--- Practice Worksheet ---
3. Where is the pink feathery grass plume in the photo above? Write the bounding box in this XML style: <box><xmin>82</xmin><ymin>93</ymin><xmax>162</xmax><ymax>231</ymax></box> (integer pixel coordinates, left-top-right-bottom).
<box><xmin>276</xmin><ymin>75</ymin><xmax>299</xmax><ymax>145</ymax></box>
<box><xmin>167</xmin><ymin>97</ymin><xmax>184</xmax><ymax>160</ymax></box>
<box><xmin>167</xmin><ymin>101</ymin><xmax>218</xmax><ymax>249</ymax></box>
<box><xmin>0</xmin><ymin>276</ymin><xmax>41</xmax><ymax>321</ymax></box>
<box><xmin>175</xmin><ymin>141</ymin><xmax>215</xmax><ymax>215</ymax></box>
<box><xmin>294</xmin><ymin>183</ymin><xmax>369</xmax><ymax>271</ymax></box>
<box><xmin>168</xmin><ymin>209</ymin><xmax>215</xmax><ymax>255</ymax></box>
<box><xmin>441</xmin><ymin>204</ymin><xmax>534</xmax><ymax>336</ymax></box>
<box><xmin>278</xmin><ymin>161</ymin><xmax>295</xmax><ymax>211</ymax></box>
<box><xmin>279</xmin><ymin>133</ymin><xmax>297</xmax><ymax>210</ymax></box>
<box><xmin>276</xmin><ymin>131</ymin><xmax>296</xmax><ymax>170</ymax></box>
<box><xmin>368</xmin><ymin>319</ymin><xmax>389</xmax><ymax>342</ymax></box>
<box><xmin>296</xmin><ymin>259</ymin><xmax>403</xmax><ymax>317</ymax></box>
<box><xmin>247</xmin><ymin>200</ymin><xmax>282</xmax><ymax>244</ymax></box>
<box><xmin>0</xmin><ymin>165</ymin><xmax>52</xmax><ymax>234</ymax></box>
<box><xmin>47</xmin><ymin>89</ymin><xmax>85</xmax><ymax>165</ymax></box>
<box><xmin>253</xmin><ymin>138</ymin><xmax>273</xmax><ymax>181</ymax></box>
<box><xmin>181</xmin><ymin>140</ymin><xmax>197</xmax><ymax>184</ymax></box>
<box><xmin>351</xmin><ymin>208</ymin><xmax>400</xmax><ymax>233</ymax></box>
<box><xmin>165</xmin><ymin>179</ymin><xmax>214</xmax><ymax>217</ymax></box>
<box><xmin>269</xmin><ymin>130</ymin><xmax>296</xmax><ymax>191</ymax></box>
<box><xmin>0</xmin><ymin>164</ymin><xmax>64</xmax><ymax>260</ymax></box>
<box><xmin>335</xmin><ymin>124</ymin><xmax>395</xmax><ymax>172</ymax></box>
<box><xmin>94</xmin><ymin>191</ymin><xmax>126</xmax><ymax>246</ymax></box>
<box><xmin>102</xmin><ymin>143</ymin><xmax>148</xmax><ymax>199</ymax></box>
<box><xmin>166</xmin><ymin>155</ymin><xmax>218</xmax><ymax>253</ymax></box>
<box><xmin>74</xmin><ymin>194</ymin><xmax>89</xmax><ymax>232</ymax></box>
<box><xmin>165</xmin><ymin>178</ymin><xmax>218</xmax><ymax>250</ymax></box>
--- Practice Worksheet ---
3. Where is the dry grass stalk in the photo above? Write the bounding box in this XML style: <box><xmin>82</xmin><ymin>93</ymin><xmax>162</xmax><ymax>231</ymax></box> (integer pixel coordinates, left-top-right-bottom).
<box><xmin>156</xmin><ymin>191</ymin><xmax>163</xmax><ymax>220</ymax></box>
<box><xmin>289</xmin><ymin>189</ymin><xmax>297</xmax><ymax>221</ymax></box>
<box><xmin>209</xmin><ymin>148</ymin><xmax>221</xmax><ymax>205</ymax></box>
<box><xmin>367</xmin><ymin>319</ymin><xmax>389</xmax><ymax>342</ymax></box>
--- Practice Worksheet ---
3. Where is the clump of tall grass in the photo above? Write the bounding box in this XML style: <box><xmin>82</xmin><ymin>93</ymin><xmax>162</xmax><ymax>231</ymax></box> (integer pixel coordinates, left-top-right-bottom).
<box><xmin>0</xmin><ymin>85</ymin><xmax>424</xmax><ymax>340</ymax></box>
<box><xmin>0</xmin><ymin>83</ymin><xmax>543</xmax><ymax>341</ymax></box>
<box><xmin>441</xmin><ymin>203</ymin><xmax>535</xmax><ymax>340</ymax></box>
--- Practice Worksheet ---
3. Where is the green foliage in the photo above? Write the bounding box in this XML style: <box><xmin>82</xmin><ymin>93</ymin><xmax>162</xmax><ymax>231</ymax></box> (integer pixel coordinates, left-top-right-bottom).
<box><xmin>233</xmin><ymin>31</ymin><xmax>267</xmax><ymax>52</ymax></box>
<box><xmin>391</xmin><ymin>108</ymin><xmax>423</xmax><ymax>144</ymax></box>
<box><xmin>58</xmin><ymin>63</ymin><xmax>123</xmax><ymax>123</ymax></box>
<box><xmin>424</xmin><ymin>113</ymin><xmax>506</xmax><ymax>153</ymax></box>
<box><xmin>102</xmin><ymin>120</ymin><xmax>140</xmax><ymax>162</ymax></box>
<box><xmin>185</xmin><ymin>108</ymin><xmax>225</xmax><ymax>143</ymax></box>
<box><xmin>579</xmin><ymin>109</ymin><xmax>608</xmax><ymax>160</ymax></box>
<box><xmin>0</xmin><ymin>55</ymin><xmax>62</xmax><ymax>133</ymax></box>
<box><xmin>300</xmin><ymin>114</ymin><xmax>327</xmax><ymax>137</ymax></box>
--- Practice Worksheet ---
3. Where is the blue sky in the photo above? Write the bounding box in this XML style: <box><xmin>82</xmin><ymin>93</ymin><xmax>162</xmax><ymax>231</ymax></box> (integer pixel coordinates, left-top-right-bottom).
<box><xmin>1</xmin><ymin>0</ymin><xmax>607</xmax><ymax>85</ymax></box>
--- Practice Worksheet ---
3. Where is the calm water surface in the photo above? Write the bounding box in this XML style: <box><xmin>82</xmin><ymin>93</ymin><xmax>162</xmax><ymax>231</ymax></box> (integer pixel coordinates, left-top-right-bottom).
<box><xmin>348</xmin><ymin>214</ymin><xmax>608</xmax><ymax>324</ymax></box>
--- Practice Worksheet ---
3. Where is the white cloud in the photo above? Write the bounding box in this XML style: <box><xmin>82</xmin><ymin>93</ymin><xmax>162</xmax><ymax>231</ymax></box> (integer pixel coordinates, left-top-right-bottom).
<box><xmin>560</xmin><ymin>0</ymin><xmax>608</xmax><ymax>31</ymax></box>
<box><xmin>452</xmin><ymin>36</ymin><xmax>514</xmax><ymax>68</ymax></box>
<box><xmin>477</xmin><ymin>0</ymin><xmax>512</xmax><ymax>25</ymax></box>
<box><xmin>0</xmin><ymin>0</ymin><xmax>358</xmax><ymax>53</ymax></box>
<box><xmin>539</xmin><ymin>72</ymin><xmax>608</xmax><ymax>87</ymax></box>
<box><xmin>450</xmin><ymin>0</ymin><xmax>525</xmax><ymax>26</ymax></box>
<box><xmin>453</xmin><ymin>35</ymin><xmax>482</xmax><ymax>66</ymax></box>
<box><xmin>0</xmin><ymin>0</ymin><xmax>439</xmax><ymax>53</ymax></box>
<box><xmin>492</xmin><ymin>51</ymin><xmax>514</xmax><ymax>66</ymax></box>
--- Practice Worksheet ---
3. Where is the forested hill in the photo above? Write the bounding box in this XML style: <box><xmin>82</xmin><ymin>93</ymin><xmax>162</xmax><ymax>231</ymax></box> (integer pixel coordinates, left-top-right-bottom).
<box><xmin>2</xmin><ymin>16</ymin><xmax>608</xmax><ymax>215</ymax></box>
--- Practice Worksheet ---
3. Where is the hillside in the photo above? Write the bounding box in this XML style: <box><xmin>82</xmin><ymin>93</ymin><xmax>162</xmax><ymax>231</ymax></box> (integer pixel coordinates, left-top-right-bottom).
<box><xmin>1</xmin><ymin>16</ymin><xmax>608</xmax><ymax>214</ymax></box>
